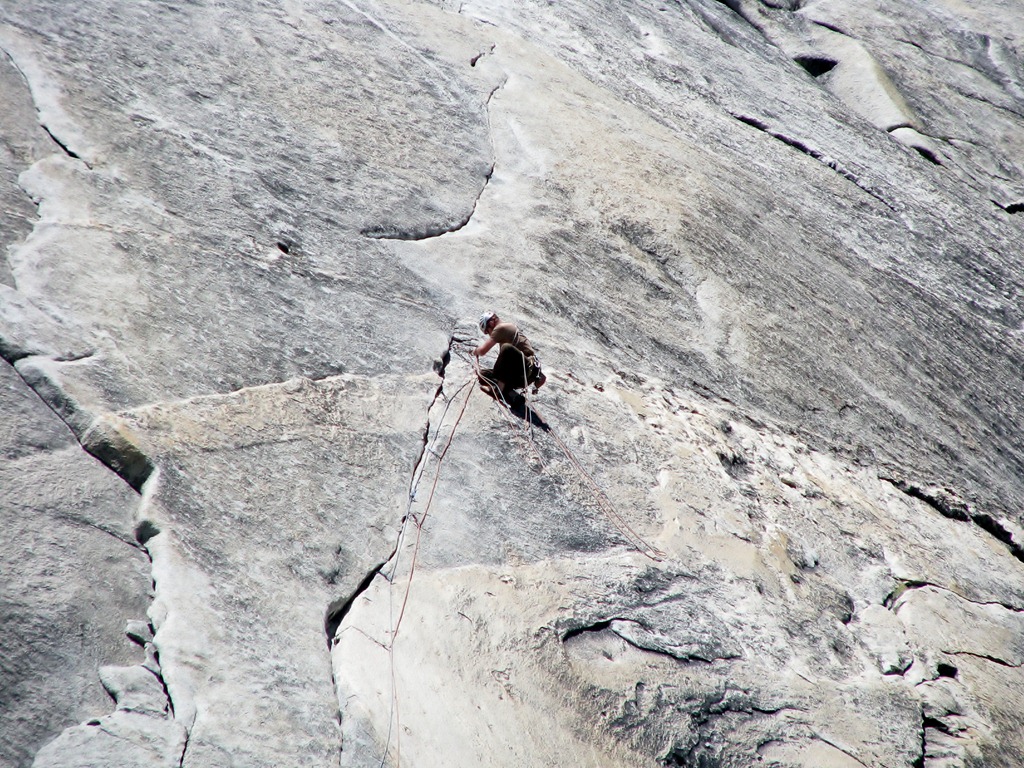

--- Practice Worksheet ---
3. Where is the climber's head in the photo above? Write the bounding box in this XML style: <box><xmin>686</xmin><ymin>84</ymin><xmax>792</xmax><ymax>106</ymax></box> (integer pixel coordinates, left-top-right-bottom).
<box><xmin>478</xmin><ymin>311</ymin><xmax>499</xmax><ymax>335</ymax></box>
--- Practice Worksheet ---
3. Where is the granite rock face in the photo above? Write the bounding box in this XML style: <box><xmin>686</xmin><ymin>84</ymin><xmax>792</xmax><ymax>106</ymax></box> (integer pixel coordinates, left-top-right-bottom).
<box><xmin>1</xmin><ymin>1</ymin><xmax>1022</xmax><ymax>767</ymax></box>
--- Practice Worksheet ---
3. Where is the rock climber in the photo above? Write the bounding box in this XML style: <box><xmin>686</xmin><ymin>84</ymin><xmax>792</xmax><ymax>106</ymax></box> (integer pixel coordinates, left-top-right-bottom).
<box><xmin>473</xmin><ymin>311</ymin><xmax>547</xmax><ymax>403</ymax></box>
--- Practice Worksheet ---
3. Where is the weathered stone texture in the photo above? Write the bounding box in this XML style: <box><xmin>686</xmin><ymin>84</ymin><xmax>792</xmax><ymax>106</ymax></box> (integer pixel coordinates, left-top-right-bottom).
<box><xmin>0</xmin><ymin>362</ymin><xmax>151</xmax><ymax>767</ymax></box>
<box><xmin>2</xmin><ymin>0</ymin><xmax>1023</xmax><ymax>766</ymax></box>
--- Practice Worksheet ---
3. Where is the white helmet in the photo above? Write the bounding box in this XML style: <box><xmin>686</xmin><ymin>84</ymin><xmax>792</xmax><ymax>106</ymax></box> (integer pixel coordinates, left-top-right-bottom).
<box><xmin>478</xmin><ymin>311</ymin><xmax>496</xmax><ymax>334</ymax></box>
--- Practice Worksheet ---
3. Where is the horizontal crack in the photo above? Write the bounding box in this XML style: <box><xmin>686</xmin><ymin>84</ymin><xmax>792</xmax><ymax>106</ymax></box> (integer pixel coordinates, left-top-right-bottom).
<box><xmin>884</xmin><ymin>579</ymin><xmax>1024</xmax><ymax>615</ymax></box>
<box><xmin>948</xmin><ymin>650</ymin><xmax>1022</xmax><ymax>668</ymax></box>
<box><xmin>562</xmin><ymin>618</ymin><xmax>739</xmax><ymax>663</ymax></box>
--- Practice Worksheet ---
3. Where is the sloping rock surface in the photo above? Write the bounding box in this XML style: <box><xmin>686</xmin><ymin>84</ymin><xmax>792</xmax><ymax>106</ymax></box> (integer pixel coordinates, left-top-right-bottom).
<box><xmin>1</xmin><ymin>1</ymin><xmax>1023</xmax><ymax>767</ymax></box>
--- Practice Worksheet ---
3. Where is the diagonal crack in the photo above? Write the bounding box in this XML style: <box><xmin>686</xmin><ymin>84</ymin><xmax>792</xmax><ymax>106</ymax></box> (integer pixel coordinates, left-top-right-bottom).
<box><xmin>882</xmin><ymin>475</ymin><xmax>1024</xmax><ymax>565</ymax></box>
<box><xmin>731</xmin><ymin>113</ymin><xmax>898</xmax><ymax>212</ymax></box>
<box><xmin>325</xmin><ymin>561</ymin><xmax>387</xmax><ymax>648</ymax></box>
<box><xmin>812</xmin><ymin>735</ymin><xmax>871</xmax><ymax>768</ymax></box>
<box><xmin>562</xmin><ymin>617</ymin><xmax>741</xmax><ymax>663</ymax></box>
<box><xmin>325</xmin><ymin>337</ymin><xmax>464</xmax><ymax>758</ymax></box>
<box><xmin>948</xmin><ymin>650</ymin><xmax>1023</xmax><ymax>668</ymax></box>
<box><xmin>39</xmin><ymin>123</ymin><xmax>86</xmax><ymax>164</ymax></box>
<box><xmin>0</xmin><ymin>41</ymin><xmax>93</xmax><ymax>170</ymax></box>
<box><xmin>3</xmin><ymin>354</ymin><xmax>155</xmax><ymax>493</ymax></box>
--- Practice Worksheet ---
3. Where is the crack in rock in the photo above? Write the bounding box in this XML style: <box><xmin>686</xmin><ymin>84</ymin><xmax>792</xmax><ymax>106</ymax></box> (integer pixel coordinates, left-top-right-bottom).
<box><xmin>40</xmin><ymin>123</ymin><xmax>86</xmax><ymax>164</ymax></box>
<box><xmin>361</xmin><ymin>163</ymin><xmax>494</xmax><ymax>241</ymax></box>
<box><xmin>884</xmin><ymin>579</ymin><xmax>1024</xmax><ymax>614</ymax></box>
<box><xmin>995</xmin><ymin>200</ymin><xmax>1024</xmax><ymax>214</ymax></box>
<box><xmin>364</xmin><ymin>56</ymin><xmax>505</xmax><ymax>243</ymax></box>
<box><xmin>0</xmin><ymin>35</ymin><xmax>94</xmax><ymax>169</ymax></box>
<box><xmin>948</xmin><ymin>650</ymin><xmax>1022</xmax><ymax>669</ymax></box>
<box><xmin>812</xmin><ymin>735</ymin><xmax>872</xmax><ymax>768</ymax></box>
<box><xmin>731</xmin><ymin>113</ymin><xmax>897</xmax><ymax>211</ymax></box>
<box><xmin>325</xmin><ymin>340</ymin><xmax>460</xmax><ymax>755</ymax></box>
<box><xmin>326</xmin><ymin>561</ymin><xmax>387</xmax><ymax>648</ymax></box>
<box><xmin>809</xmin><ymin>19</ymin><xmax>853</xmax><ymax>38</ymax></box>
<box><xmin>562</xmin><ymin>617</ymin><xmax>741</xmax><ymax>663</ymax></box>
<box><xmin>882</xmin><ymin>475</ymin><xmax>1024</xmax><ymax>564</ymax></box>
<box><xmin>9</xmin><ymin>357</ymin><xmax>156</xmax><ymax>492</ymax></box>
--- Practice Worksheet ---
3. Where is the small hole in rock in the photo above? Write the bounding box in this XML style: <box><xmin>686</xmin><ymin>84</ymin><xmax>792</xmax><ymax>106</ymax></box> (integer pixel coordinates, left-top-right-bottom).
<box><xmin>914</xmin><ymin>146</ymin><xmax>942</xmax><ymax>166</ymax></box>
<box><xmin>135</xmin><ymin>520</ymin><xmax>161</xmax><ymax>545</ymax></box>
<box><xmin>937</xmin><ymin>663</ymin><xmax>958</xmax><ymax>678</ymax></box>
<box><xmin>794</xmin><ymin>55</ymin><xmax>837</xmax><ymax>78</ymax></box>
<box><xmin>276</xmin><ymin>241</ymin><xmax>291</xmax><ymax>254</ymax></box>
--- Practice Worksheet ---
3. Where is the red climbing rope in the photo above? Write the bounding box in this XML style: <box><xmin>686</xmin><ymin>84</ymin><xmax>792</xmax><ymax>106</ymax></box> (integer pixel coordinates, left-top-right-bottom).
<box><xmin>464</xmin><ymin>343</ymin><xmax>663</xmax><ymax>561</ymax></box>
<box><xmin>528</xmin><ymin>400</ymin><xmax>664</xmax><ymax>562</ymax></box>
<box><xmin>381</xmin><ymin>375</ymin><xmax>474</xmax><ymax>768</ymax></box>
<box><xmin>377</xmin><ymin>342</ymin><xmax>664</xmax><ymax>767</ymax></box>
<box><xmin>392</xmin><ymin>380</ymin><xmax>474</xmax><ymax>638</ymax></box>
